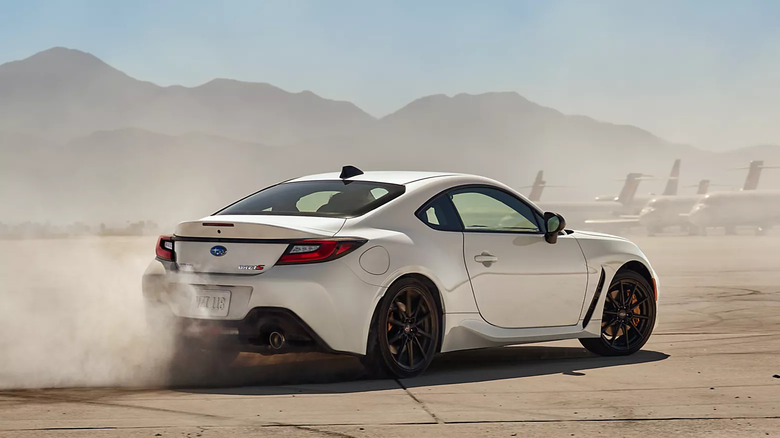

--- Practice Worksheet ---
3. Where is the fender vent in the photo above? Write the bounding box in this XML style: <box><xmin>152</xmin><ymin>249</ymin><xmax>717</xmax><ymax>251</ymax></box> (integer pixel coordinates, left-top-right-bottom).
<box><xmin>582</xmin><ymin>268</ymin><xmax>606</xmax><ymax>328</ymax></box>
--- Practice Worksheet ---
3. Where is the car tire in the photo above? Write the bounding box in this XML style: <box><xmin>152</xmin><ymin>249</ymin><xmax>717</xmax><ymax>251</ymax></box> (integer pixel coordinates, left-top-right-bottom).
<box><xmin>362</xmin><ymin>278</ymin><xmax>440</xmax><ymax>379</ymax></box>
<box><xmin>580</xmin><ymin>270</ymin><xmax>656</xmax><ymax>356</ymax></box>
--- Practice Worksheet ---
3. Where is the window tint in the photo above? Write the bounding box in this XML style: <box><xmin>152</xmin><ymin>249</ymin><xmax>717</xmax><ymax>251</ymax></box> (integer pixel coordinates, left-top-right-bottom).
<box><xmin>217</xmin><ymin>181</ymin><xmax>405</xmax><ymax>218</ymax></box>
<box><xmin>416</xmin><ymin>195</ymin><xmax>461</xmax><ymax>231</ymax></box>
<box><xmin>450</xmin><ymin>187</ymin><xmax>540</xmax><ymax>232</ymax></box>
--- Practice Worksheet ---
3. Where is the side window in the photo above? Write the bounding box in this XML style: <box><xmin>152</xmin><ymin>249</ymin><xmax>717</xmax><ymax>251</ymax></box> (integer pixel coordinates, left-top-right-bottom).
<box><xmin>416</xmin><ymin>195</ymin><xmax>461</xmax><ymax>231</ymax></box>
<box><xmin>450</xmin><ymin>187</ymin><xmax>541</xmax><ymax>233</ymax></box>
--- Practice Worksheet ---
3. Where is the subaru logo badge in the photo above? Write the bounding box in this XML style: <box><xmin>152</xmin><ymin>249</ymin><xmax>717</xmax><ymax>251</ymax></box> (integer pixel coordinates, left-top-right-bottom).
<box><xmin>210</xmin><ymin>245</ymin><xmax>227</xmax><ymax>257</ymax></box>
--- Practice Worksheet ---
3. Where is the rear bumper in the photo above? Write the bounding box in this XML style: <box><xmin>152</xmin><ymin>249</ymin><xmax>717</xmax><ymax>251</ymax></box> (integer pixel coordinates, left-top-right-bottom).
<box><xmin>142</xmin><ymin>259</ymin><xmax>384</xmax><ymax>355</ymax></box>
<box><xmin>170</xmin><ymin>308</ymin><xmax>336</xmax><ymax>355</ymax></box>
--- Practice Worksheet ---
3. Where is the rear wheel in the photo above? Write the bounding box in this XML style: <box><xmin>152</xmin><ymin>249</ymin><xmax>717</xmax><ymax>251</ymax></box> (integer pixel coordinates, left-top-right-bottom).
<box><xmin>580</xmin><ymin>270</ymin><xmax>656</xmax><ymax>356</ymax></box>
<box><xmin>363</xmin><ymin>278</ymin><xmax>440</xmax><ymax>378</ymax></box>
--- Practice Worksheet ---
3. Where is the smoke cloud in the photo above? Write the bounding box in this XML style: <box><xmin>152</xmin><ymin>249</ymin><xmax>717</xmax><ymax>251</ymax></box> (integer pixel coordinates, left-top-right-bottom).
<box><xmin>0</xmin><ymin>236</ymin><xmax>175</xmax><ymax>389</ymax></box>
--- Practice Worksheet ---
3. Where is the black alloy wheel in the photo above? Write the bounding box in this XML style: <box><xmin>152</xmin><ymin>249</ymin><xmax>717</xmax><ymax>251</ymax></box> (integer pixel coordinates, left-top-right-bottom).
<box><xmin>363</xmin><ymin>278</ymin><xmax>440</xmax><ymax>378</ymax></box>
<box><xmin>580</xmin><ymin>270</ymin><xmax>656</xmax><ymax>356</ymax></box>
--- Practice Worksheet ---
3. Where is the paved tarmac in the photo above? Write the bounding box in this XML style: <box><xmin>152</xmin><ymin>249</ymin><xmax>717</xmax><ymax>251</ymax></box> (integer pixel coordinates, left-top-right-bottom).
<box><xmin>1</xmin><ymin>234</ymin><xmax>779</xmax><ymax>437</ymax></box>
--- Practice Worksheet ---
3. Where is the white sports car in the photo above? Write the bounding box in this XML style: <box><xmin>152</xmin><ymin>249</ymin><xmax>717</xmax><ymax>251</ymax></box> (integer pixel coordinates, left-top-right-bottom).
<box><xmin>143</xmin><ymin>166</ymin><xmax>658</xmax><ymax>378</ymax></box>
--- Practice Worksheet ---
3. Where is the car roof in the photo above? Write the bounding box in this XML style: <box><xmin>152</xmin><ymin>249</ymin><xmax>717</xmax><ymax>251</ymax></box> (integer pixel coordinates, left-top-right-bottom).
<box><xmin>288</xmin><ymin>170</ymin><xmax>461</xmax><ymax>185</ymax></box>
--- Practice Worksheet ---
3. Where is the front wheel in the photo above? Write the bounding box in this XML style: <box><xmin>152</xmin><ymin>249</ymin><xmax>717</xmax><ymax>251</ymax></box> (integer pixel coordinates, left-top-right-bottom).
<box><xmin>580</xmin><ymin>270</ymin><xmax>656</xmax><ymax>356</ymax></box>
<box><xmin>362</xmin><ymin>278</ymin><xmax>440</xmax><ymax>378</ymax></box>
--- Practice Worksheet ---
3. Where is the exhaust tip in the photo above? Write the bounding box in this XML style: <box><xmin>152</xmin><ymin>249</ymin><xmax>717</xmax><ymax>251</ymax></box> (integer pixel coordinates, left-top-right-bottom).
<box><xmin>269</xmin><ymin>331</ymin><xmax>285</xmax><ymax>350</ymax></box>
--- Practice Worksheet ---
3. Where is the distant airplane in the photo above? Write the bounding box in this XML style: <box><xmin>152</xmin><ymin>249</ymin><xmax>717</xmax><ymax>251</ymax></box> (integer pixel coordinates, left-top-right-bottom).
<box><xmin>527</xmin><ymin>170</ymin><xmax>545</xmax><ymax>202</ymax></box>
<box><xmin>688</xmin><ymin>190</ymin><xmax>780</xmax><ymax>235</ymax></box>
<box><xmin>662</xmin><ymin>158</ymin><xmax>681</xmax><ymax>196</ymax></box>
<box><xmin>579</xmin><ymin>159</ymin><xmax>681</xmax><ymax>231</ymax></box>
<box><xmin>638</xmin><ymin>179</ymin><xmax>709</xmax><ymax>235</ymax></box>
<box><xmin>639</xmin><ymin>160</ymin><xmax>775</xmax><ymax>235</ymax></box>
<box><xmin>523</xmin><ymin>170</ymin><xmax>569</xmax><ymax>202</ymax></box>
<box><xmin>741</xmin><ymin>160</ymin><xmax>766</xmax><ymax>191</ymax></box>
<box><xmin>695</xmin><ymin>179</ymin><xmax>710</xmax><ymax>196</ymax></box>
<box><xmin>592</xmin><ymin>159</ymin><xmax>680</xmax><ymax>214</ymax></box>
<box><xmin>688</xmin><ymin>161</ymin><xmax>780</xmax><ymax>235</ymax></box>
<box><xmin>538</xmin><ymin>172</ymin><xmax>646</xmax><ymax>228</ymax></box>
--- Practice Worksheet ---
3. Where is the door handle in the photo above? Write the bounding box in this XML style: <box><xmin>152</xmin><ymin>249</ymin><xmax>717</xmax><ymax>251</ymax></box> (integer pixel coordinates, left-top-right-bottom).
<box><xmin>474</xmin><ymin>252</ymin><xmax>498</xmax><ymax>264</ymax></box>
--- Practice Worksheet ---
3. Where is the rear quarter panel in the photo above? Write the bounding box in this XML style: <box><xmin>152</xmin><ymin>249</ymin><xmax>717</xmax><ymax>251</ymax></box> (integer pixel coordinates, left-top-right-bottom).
<box><xmin>337</xmin><ymin>176</ymin><xmax>497</xmax><ymax>316</ymax></box>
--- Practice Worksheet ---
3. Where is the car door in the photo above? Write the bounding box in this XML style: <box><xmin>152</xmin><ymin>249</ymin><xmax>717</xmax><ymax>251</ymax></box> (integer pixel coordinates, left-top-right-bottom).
<box><xmin>449</xmin><ymin>186</ymin><xmax>589</xmax><ymax>328</ymax></box>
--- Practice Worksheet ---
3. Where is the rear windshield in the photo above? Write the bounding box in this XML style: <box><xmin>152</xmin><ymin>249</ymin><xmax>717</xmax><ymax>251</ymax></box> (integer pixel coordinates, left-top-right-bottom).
<box><xmin>216</xmin><ymin>180</ymin><xmax>406</xmax><ymax>218</ymax></box>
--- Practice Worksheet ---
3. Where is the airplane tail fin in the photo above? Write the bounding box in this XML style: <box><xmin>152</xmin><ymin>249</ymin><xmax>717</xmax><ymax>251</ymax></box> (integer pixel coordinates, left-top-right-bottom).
<box><xmin>616</xmin><ymin>172</ymin><xmax>645</xmax><ymax>205</ymax></box>
<box><xmin>528</xmin><ymin>170</ymin><xmax>545</xmax><ymax>202</ymax></box>
<box><xmin>696</xmin><ymin>179</ymin><xmax>710</xmax><ymax>195</ymax></box>
<box><xmin>739</xmin><ymin>160</ymin><xmax>780</xmax><ymax>191</ymax></box>
<box><xmin>742</xmin><ymin>160</ymin><xmax>764</xmax><ymax>191</ymax></box>
<box><xmin>661</xmin><ymin>159</ymin><xmax>681</xmax><ymax>196</ymax></box>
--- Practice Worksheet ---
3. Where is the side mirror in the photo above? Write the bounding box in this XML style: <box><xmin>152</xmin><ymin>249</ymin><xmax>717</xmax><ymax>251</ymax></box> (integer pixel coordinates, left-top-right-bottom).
<box><xmin>543</xmin><ymin>212</ymin><xmax>566</xmax><ymax>244</ymax></box>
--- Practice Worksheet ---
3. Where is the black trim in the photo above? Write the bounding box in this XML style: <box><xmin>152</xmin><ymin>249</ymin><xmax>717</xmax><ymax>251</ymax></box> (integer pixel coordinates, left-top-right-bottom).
<box><xmin>156</xmin><ymin>236</ymin><xmax>176</xmax><ymax>262</ymax></box>
<box><xmin>171</xmin><ymin>236</ymin><xmax>366</xmax><ymax>266</ymax></box>
<box><xmin>240</xmin><ymin>307</ymin><xmax>334</xmax><ymax>354</ymax></box>
<box><xmin>459</xmin><ymin>228</ymin><xmax>544</xmax><ymax>235</ymax></box>
<box><xmin>582</xmin><ymin>268</ymin><xmax>606</xmax><ymax>328</ymax></box>
<box><xmin>211</xmin><ymin>179</ymin><xmax>289</xmax><ymax>216</ymax></box>
<box><xmin>415</xmin><ymin>193</ymin><xmax>463</xmax><ymax>231</ymax></box>
<box><xmin>414</xmin><ymin>183</ymin><xmax>545</xmax><ymax>234</ymax></box>
<box><xmin>214</xmin><ymin>180</ymin><xmax>406</xmax><ymax>219</ymax></box>
<box><xmin>172</xmin><ymin>236</ymin><xmax>298</xmax><ymax>244</ymax></box>
<box><xmin>175</xmin><ymin>307</ymin><xmax>346</xmax><ymax>356</ymax></box>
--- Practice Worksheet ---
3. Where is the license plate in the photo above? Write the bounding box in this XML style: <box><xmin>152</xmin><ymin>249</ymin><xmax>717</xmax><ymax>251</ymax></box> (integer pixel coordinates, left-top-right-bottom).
<box><xmin>190</xmin><ymin>290</ymin><xmax>231</xmax><ymax>318</ymax></box>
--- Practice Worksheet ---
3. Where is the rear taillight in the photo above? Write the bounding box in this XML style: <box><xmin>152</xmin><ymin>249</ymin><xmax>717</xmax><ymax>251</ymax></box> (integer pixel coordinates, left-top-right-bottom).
<box><xmin>156</xmin><ymin>235</ymin><xmax>175</xmax><ymax>261</ymax></box>
<box><xmin>277</xmin><ymin>239</ymin><xmax>366</xmax><ymax>265</ymax></box>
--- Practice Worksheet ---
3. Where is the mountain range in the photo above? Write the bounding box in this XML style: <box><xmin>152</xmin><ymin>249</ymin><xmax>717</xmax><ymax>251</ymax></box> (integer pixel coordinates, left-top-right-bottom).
<box><xmin>1</xmin><ymin>47</ymin><xmax>778</xmax><ymax>227</ymax></box>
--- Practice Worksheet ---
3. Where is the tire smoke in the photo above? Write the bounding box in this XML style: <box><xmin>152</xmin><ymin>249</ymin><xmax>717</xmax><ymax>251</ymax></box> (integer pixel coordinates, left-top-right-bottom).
<box><xmin>0</xmin><ymin>236</ymin><xmax>175</xmax><ymax>389</ymax></box>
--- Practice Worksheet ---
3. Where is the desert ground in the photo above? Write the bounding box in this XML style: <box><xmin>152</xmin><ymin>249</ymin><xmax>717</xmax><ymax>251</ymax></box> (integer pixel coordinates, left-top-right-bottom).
<box><xmin>1</xmin><ymin>232</ymin><xmax>779</xmax><ymax>437</ymax></box>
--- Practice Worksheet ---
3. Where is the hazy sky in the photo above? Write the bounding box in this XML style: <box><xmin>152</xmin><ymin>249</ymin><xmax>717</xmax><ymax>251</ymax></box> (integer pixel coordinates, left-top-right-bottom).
<box><xmin>1</xmin><ymin>0</ymin><xmax>779</xmax><ymax>151</ymax></box>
